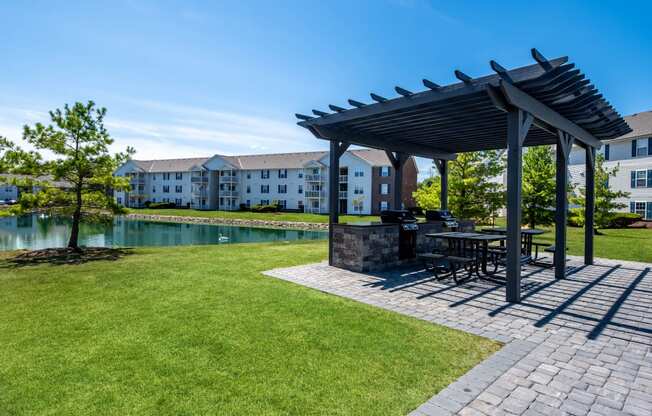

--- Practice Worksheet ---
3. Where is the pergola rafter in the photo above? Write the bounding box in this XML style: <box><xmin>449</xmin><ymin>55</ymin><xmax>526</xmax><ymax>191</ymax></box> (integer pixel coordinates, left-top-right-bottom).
<box><xmin>295</xmin><ymin>48</ymin><xmax>631</xmax><ymax>303</ymax></box>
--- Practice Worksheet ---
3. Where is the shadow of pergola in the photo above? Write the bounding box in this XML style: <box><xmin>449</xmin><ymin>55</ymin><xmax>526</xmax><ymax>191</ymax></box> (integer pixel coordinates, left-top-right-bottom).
<box><xmin>360</xmin><ymin>261</ymin><xmax>652</xmax><ymax>344</ymax></box>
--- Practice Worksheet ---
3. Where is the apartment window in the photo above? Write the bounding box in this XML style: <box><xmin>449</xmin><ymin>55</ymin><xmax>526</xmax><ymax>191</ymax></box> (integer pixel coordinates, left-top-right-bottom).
<box><xmin>631</xmin><ymin>170</ymin><xmax>652</xmax><ymax>188</ymax></box>
<box><xmin>117</xmin><ymin>197</ymin><xmax>122</xmax><ymax>205</ymax></box>
<box><xmin>354</xmin><ymin>185</ymin><xmax>364</xmax><ymax>195</ymax></box>
<box><xmin>277</xmin><ymin>184</ymin><xmax>287</xmax><ymax>194</ymax></box>
<box><xmin>631</xmin><ymin>201</ymin><xmax>648</xmax><ymax>219</ymax></box>
<box><xmin>278</xmin><ymin>200</ymin><xmax>287</xmax><ymax>209</ymax></box>
<box><xmin>312</xmin><ymin>168</ymin><xmax>319</xmax><ymax>175</ymax></box>
<box><xmin>163</xmin><ymin>185</ymin><xmax>170</xmax><ymax>193</ymax></box>
<box><xmin>631</xmin><ymin>138</ymin><xmax>650</xmax><ymax>157</ymax></box>
<box><xmin>379</xmin><ymin>201</ymin><xmax>389</xmax><ymax>211</ymax></box>
<box><xmin>353</xmin><ymin>200</ymin><xmax>364</xmax><ymax>213</ymax></box>
<box><xmin>278</xmin><ymin>169</ymin><xmax>287</xmax><ymax>179</ymax></box>
<box><xmin>261</xmin><ymin>185</ymin><xmax>269</xmax><ymax>194</ymax></box>
<box><xmin>298</xmin><ymin>200</ymin><xmax>304</xmax><ymax>211</ymax></box>
<box><xmin>246</xmin><ymin>172</ymin><xmax>251</xmax><ymax>179</ymax></box>
<box><xmin>152</xmin><ymin>186</ymin><xmax>156</xmax><ymax>193</ymax></box>
<box><xmin>298</xmin><ymin>184</ymin><xmax>303</xmax><ymax>194</ymax></box>
<box><xmin>298</xmin><ymin>171</ymin><xmax>303</xmax><ymax>178</ymax></box>
<box><xmin>220</xmin><ymin>197</ymin><xmax>224</xmax><ymax>206</ymax></box>
<box><xmin>380</xmin><ymin>183</ymin><xmax>389</xmax><ymax>195</ymax></box>
<box><xmin>260</xmin><ymin>199</ymin><xmax>269</xmax><ymax>206</ymax></box>
<box><xmin>163</xmin><ymin>198</ymin><xmax>170</xmax><ymax>203</ymax></box>
<box><xmin>261</xmin><ymin>170</ymin><xmax>270</xmax><ymax>179</ymax></box>
<box><xmin>604</xmin><ymin>144</ymin><xmax>610</xmax><ymax>161</ymax></box>
<box><xmin>163</xmin><ymin>173</ymin><xmax>170</xmax><ymax>180</ymax></box>
<box><xmin>246</xmin><ymin>185</ymin><xmax>251</xmax><ymax>194</ymax></box>
<box><xmin>175</xmin><ymin>172</ymin><xmax>183</xmax><ymax>180</ymax></box>
<box><xmin>354</xmin><ymin>168</ymin><xmax>364</xmax><ymax>177</ymax></box>
<box><xmin>380</xmin><ymin>166</ymin><xmax>390</xmax><ymax>177</ymax></box>
<box><xmin>246</xmin><ymin>200</ymin><xmax>251</xmax><ymax>207</ymax></box>
<box><xmin>175</xmin><ymin>198</ymin><xmax>182</xmax><ymax>206</ymax></box>
<box><xmin>175</xmin><ymin>185</ymin><xmax>182</xmax><ymax>193</ymax></box>
<box><xmin>153</xmin><ymin>175</ymin><xmax>156</xmax><ymax>180</ymax></box>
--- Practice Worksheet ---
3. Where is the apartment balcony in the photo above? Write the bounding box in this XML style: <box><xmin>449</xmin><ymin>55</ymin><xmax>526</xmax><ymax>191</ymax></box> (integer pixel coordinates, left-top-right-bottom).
<box><xmin>304</xmin><ymin>174</ymin><xmax>323</xmax><ymax>182</ymax></box>
<box><xmin>129</xmin><ymin>176</ymin><xmax>146</xmax><ymax>185</ymax></box>
<box><xmin>192</xmin><ymin>189</ymin><xmax>208</xmax><ymax>198</ymax></box>
<box><xmin>191</xmin><ymin>176</ymin><xmax>208</xmax><ymax>183</ymax></box>
<box><xmin>220</xmin><ymin>175</ymin><xmax>239</xmax><ymax>183</ymax></box>
<box><xmin>220</xmin><ymin>190</ymin><xmax>239</xmax><ymax>198</ymax></box>
<box><xmin>339</xmin><ymin>191</ymin><xmax>347</xmax><ymax>199</ymax></box>
<box><xmin>305</xmin><ymin>190</ymin><xmax>326</xmax><ymax>198</ymax></box>
<box><xmin>339</xmin><ymin>175</ymin><xmax>348</xmax><ymax>183</ymax></box>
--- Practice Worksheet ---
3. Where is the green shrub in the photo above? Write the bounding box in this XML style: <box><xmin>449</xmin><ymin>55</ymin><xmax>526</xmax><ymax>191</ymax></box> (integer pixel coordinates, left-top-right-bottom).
<box><xmin>250</xmin><ymin>203</ymin><xmax>280</xmax><ymax>213</ymax></box>
<box><xmin>148</xmin><ymin>202</ymin><xmax>177</xmax><ymax>209</ymax></box>
<box><xmin>610</xmin><ymin>212</ymin><xmax>642</xmax><ymax>228</ymax></box>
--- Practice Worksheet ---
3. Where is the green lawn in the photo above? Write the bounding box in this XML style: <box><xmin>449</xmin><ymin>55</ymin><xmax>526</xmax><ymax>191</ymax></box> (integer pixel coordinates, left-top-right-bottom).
<box><xmin>489</xmin><ymin>218</ymin><xmax>652</xmax><ymax>263</ymax></box>
<box><xmin>0</xmin><ymin>242</ymin><xmax>499</xmax><ymax>415</ymax></box>
<box><xmin>126</xmin><ymin>208</ymin><xmax>379</xmax><ymax>224</ymax></box>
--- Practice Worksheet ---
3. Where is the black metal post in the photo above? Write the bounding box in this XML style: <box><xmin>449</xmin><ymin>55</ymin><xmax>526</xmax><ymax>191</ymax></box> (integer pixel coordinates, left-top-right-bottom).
<box><xmin>439</xmin><ymin>160</ymin><xmax>448</xmax><ymax>210</ymax></box>
<box><xmin>505</xmin><ymin>109</ymin><xmax>526</xmax><ymax>303</ymax></box>
<box><xmin>584</xmin><ymin>146</ymin><xmax>595</xmax><ymax>265</ymax></box>
<box><xmin>328</xmin><ymin>140</ymin><xmax>340</xmax><ymax>266</ymax></box>
<box><xmin>393</xmin><ymin>153</ymin><xmax>405</xmax><ymax>210</ymax></box>
<box><xmin>555</xmin><ymin>132</ymin><xmax>573</xmax><ymax>279</ymax></box>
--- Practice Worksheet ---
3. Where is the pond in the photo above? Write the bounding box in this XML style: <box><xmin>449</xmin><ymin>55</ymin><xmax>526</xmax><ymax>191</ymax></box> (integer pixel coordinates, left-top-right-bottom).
<box><xmin>0</xmin><ymin>214</ymin><xmax>327</xmax><ymax>251</ymax></box>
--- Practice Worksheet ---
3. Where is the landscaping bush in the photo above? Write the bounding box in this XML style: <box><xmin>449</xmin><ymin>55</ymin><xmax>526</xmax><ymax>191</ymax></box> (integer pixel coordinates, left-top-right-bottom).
<box><xmin>239</xmin><ymin>203</ymin><xmax>250</xmax><ymax>211</ymax></box>
<box><xmin>610</xmin><ymin>212</ymin><xmax>642</xmax><ymax>228</ymax></box>
<box><xmin>147</xmin><ymin>202</ymin><xmax>177</xmax><ymax>209</ymax></box>
<box><xmin>250</xmin><ymin>203</ymin><xmax>280</xmax><ymax>213</ymax></box>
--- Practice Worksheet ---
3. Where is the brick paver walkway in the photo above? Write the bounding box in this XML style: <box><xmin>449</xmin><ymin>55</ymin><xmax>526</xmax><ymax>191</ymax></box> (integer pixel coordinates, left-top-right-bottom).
<box><xmin>264</xmin><ymin>256</ymin><xmax>652</xmax><ymax>415</ymax></box>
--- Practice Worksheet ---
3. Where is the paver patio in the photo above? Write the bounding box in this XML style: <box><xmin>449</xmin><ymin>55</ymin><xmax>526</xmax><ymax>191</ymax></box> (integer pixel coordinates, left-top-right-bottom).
<box><xmin>264</xmin><ymin>256</ymin><xmax>652</xmax><ymax>415</ymax></box>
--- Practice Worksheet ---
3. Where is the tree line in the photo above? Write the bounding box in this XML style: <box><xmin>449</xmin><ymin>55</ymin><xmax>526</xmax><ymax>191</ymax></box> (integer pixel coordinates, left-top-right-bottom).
<box><xmin>413</xmin><ymin>145</ymin><xmax>628</xmax><ymax>229</ymax></box>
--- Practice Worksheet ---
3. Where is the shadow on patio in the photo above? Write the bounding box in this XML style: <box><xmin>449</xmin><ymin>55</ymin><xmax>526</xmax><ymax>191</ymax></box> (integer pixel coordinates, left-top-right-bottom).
<box><xmin>361</xmin><ymin>260</ymin><xmax>652</xmax><ymax>345</ymax></box>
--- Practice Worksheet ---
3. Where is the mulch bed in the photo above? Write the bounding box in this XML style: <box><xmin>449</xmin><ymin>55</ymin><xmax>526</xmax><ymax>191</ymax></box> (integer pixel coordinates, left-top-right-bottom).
<box><xmin>6</xmin><ymin>247</ymin><xmax>132</xmax><ymax>267</ymax></box>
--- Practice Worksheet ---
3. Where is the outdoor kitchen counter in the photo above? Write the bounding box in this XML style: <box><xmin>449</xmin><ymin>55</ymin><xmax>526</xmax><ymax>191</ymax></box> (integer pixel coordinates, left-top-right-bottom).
<box><xmin>331</xmin><ymin>220</ymin><xmax>474</xmax><ymax>272</ymax></box>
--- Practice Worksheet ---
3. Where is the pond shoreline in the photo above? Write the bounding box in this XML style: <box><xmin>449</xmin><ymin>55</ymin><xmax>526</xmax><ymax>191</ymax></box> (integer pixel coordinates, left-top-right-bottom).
<box><xmin>124</xmin><ymin>213</ymin><xmax>329</xmax><ymax>231</ymax></box>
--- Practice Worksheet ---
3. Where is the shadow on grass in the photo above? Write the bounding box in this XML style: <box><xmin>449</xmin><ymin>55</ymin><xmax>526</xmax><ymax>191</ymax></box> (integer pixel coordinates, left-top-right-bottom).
<box><xmin>1</xmin><ymin>247</ymin><xmax>134</xmax><ymax>268</ymax></box>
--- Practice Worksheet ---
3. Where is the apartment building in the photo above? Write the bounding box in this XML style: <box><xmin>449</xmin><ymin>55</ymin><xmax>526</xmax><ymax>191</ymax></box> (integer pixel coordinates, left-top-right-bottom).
<box><xmin>569</xmin><ymin>110</ymin><xmax>652</xmax><ymax>220</ymax></box>
<box><xmin>114</xmin><ymin>149</ymin><xmax>418</xmax><ymax>215</ymax></box>
<box><xmin>0</xmin><ymin>174</ymin><xmax>70</xmax><ymax>203</ymax></box>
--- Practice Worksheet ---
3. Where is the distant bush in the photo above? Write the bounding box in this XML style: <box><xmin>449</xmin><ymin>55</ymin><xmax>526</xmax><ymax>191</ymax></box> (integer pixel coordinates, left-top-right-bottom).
<box><xmin>147</xmin><ymin>202</ymin><xmax>177</xmax><ymax>209</ymax></box>
<box><xmin>569</xmin><ymin>208</ymin><xmax>641</xmax><ymax>228</ymax></box>
<box><xmin>251</xmin><ymin>203</ymin><xmax>280</xmax><ymax>213</ymax></box>
<box><xmin>239</xmin><ymin>203</ymin><xmax>250</xmax><ymax>211</ymax></box>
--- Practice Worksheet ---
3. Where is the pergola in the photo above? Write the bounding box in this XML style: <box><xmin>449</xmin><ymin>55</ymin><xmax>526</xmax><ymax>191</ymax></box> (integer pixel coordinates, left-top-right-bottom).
<box><xmin>295</xmin><ymin>49</ymin><xmax>631</xmax><ymax>303</ymax></box>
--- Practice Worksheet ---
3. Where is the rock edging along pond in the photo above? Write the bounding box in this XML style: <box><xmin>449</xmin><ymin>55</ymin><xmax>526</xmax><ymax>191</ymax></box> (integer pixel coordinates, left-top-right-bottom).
<box><xmin>125</xmin><ymin>213</ymin><xmax>330</xmax><ymax>231</ymax></box>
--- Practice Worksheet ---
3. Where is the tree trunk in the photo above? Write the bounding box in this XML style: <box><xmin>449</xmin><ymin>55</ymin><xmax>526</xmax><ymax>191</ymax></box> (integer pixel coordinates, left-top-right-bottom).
<box><xmin>68</xmin><ymin>186</ymin><xmax>82</xmax><ymax>251</ymax></box>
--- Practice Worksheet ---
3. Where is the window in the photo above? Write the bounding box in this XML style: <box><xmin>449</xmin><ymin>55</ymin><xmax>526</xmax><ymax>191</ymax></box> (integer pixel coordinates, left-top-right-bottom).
<box><xmin>153</xmin><ymin>175</ymin><xmax>156</xmax><ymax>180</ymax></box>
<box><xmin>298</xmin><ymin>200</ymin><xmax>304</xmax><ymax>210</ymax></box>
<box><xmin>380</xmin><ymin>183</ymin><xmax>389</xmax><ymax>195</ymax></box>
<box><xmin>163</xmin><ymin>173</ymin><xmax>170</xmax><ymax>180</ymax></box>
<box><xmin>175</xmin><ymin>198</ymin><xmax>182</xmax><ymax>206</ymax></box>
<box><xmin>152</xmin><ymin>186</ymin><xmax>156</xmax><ymax>193</ymax></box>
<box><xmin>278</xmin><ymin>169</ymin><xmax>287</xmax><ymax>178</ymax></box>
<box><xmin>261</xmin><ymin>170</ymin><xmax>270</xmax><ymax>179</ymax></box>
<box><xmin>604</xmin><ymin>144</ymin><xmax>610</xmax><ymax>161</ymax></box>
<box><xmin>278</xmin><ymin>184</ymin><xmax>287</xmax><ymax>194</ymax></box>
<box><xmin>175</xmin><ymin>185</ymin><xmax>182</xmax><ymax>193</ymax></box>
<box><xmin>246</xmin><ymin>172</ymin><xmax>251</xmax><ymax>179</ymax></box>
<box><xmin>246</xmin><ymin>185</ymin><xmax>251</xmax><ymax>194</ymax></box>
<box><xmin>175</xmin><ymin>172</ymin><xmax>183</xmax><ymax>180</ymax></box>
<box><xmin>260</xmin><ymin>199</ymin><xmax>269</xmax><ymax>205</ymax></box>
<box><xmin>312</xmin><ymin>168</ymin><xmax>319</xmax><ymax>175</ymax></box>
<box><xmin>246</xmin><ymin>200</ymin><xmax>251</xmax><ymax>207</ymax></box>
<box><xmin>631</xmin><ymin>170</ymin><xmax>652</xmax><ymax>188</ymax></box>
<box><xmin>379</xmin><ymin>201</ymin><xmax>389</xmax><ymax>211</ymax></box>
<box><xmin>298</xmin><ymin>171</ymin><xmax>303</xmax><ymax>178</ymax></box>
<box><xmin>298</xmin><ymin>184</ymin><xmax>303</xmax><ymax>194</ymax></box>
<box><xmin>278</xmin><ymin>200</ymin><xmax>287</xmax><ymax>209</ymax></box>
<box><xmin>632</xmin><ymin>201</ymin><xmax>648</xmax><ymax>219</ymax></box>
<box><xmin>354</xmin><ymin>168</ymin><xmax>364</xmax><ymax>177</ymax></box>
<box><xmin>117</xmin><ymin>197</ymin><xmax>122</xmax><ymax>205</ymax></box>
<box><xmin>380</xmin><ymin>166</ymin><xmax>390</xmax><ymax>177</ymax></box>
<box><xmin>163</xmin><ymin>185</ymin><xmax>170</xmax><ymax>193</ymax></box>
<box><xmin>261</xmin><ymin>185</ymin><xmax>269</xmax><ymax>194</ymax></box>
<box><xmin>353</xmin><ymin>200</ymin><xmax>364</xmax><ymax>213</ymax></box>
<box><xmin>354</xmin><ymin>185</ymin><xmax>364</xmax><ymax>195</ymax></box>
<box><xmin>632</xmin><ymin>138</ymin><xmax>652</xmax><ymax>157</ymax></box>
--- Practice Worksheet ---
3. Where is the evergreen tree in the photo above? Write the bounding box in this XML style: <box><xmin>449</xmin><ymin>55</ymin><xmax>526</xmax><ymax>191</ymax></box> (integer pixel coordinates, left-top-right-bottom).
<box><xmin>522</xmin><ymin>145</ymin><xmax>556</xmax><ymax>229</ymax></box>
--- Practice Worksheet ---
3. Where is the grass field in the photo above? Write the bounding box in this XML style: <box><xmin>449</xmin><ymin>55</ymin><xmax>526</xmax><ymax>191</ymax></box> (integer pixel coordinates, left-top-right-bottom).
<box><xmin>0</xmin><ymin>241</ymin><xmax>499</xmax><ymax>415</ymax></box>
<box><xmin>126</xmin><ymin>208</ymin><xmax>379</xmax><ymax>224</ymax></box>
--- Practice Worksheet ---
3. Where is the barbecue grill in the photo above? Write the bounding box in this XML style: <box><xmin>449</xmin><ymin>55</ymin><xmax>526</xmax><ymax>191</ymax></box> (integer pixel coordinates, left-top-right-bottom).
<box><xmin>380</xmin><ymin>210</ymin><xmax>419</xmax><ymax>260</ymax></box>
<box><xmin>425</xmin><ymin>210</ymin><xmax>459</xmax><ymax>229</ymax></box>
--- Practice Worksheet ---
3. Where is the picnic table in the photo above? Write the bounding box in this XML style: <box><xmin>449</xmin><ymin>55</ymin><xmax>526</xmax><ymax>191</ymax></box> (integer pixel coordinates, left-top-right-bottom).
<box><xmin>481</xmin><ymin>227</ymin><xmax>544</xmax><ymax>259</ymax></box>
<box><xmin>422</xmin><ymin>232</ymin><xmax>507</xmax><ymax>282</ymax></box>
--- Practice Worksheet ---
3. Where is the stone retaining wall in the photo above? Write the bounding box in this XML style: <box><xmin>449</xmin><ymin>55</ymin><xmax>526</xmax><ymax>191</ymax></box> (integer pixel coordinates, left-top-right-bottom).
<box><xmin>125</xmin><ymin>213</ymin><xmax>329</xmax><ymax>231</ymax></box>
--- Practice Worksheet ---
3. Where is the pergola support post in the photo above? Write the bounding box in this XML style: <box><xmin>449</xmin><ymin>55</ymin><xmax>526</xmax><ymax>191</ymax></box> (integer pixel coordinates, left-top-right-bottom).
<box><xmin>584</xmin><ymin>146</ymin><xmax>595</xmax><ymax>265</ymax></box>
<box><xmin>328</xmin><ymin>140</ymin><xmax>350</xmax><ymax>265</ymax></box>
<box><xmin>555</xmin><ymin>132</ymin><xmax>574</xmax><ymax>278</ymax></box>
<box><xmin>506</xmin><ymin>108</ymin><xmax>533</xmax><ymax>303</ymax></box>
<box><xmin>435</xmin><ymin>159</ymin><xmax>448</xmax><ymax>210</ymax></box>
<box><xmin>386</xmin><ymin>151</ymin><xmax>407</xmax><ymax>210</ymax></box>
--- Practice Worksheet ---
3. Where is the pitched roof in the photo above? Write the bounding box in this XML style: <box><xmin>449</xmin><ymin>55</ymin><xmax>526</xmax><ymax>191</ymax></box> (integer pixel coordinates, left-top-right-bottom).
<box><xmin>613</xmin><ymin>110</ymin><xmax>652</xmax><ymax>140</ymax></box>
<box><xmin>126</xmin><ymin>149</ymin><xmax>406</xmax><ymax>173</ymax></box>
<box><xmin>131</xmin><ymin>157</ymin><xmax>209</xmax><ymax>173</ymax></box>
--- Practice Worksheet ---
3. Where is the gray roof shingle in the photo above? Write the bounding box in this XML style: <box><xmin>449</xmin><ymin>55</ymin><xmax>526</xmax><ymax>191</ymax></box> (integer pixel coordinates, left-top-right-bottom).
<box><xmin>611</xmin><ymin>110</ymin><xmax>652</xmax><ymax>140</ymax></box>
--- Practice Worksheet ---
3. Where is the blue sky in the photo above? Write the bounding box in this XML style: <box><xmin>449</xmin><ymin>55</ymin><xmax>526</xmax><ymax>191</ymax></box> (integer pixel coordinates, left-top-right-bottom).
<box><xmin>1</xmin><ymin>0</ymin><xmax>651</xmax><ymax>178</ymax></box>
